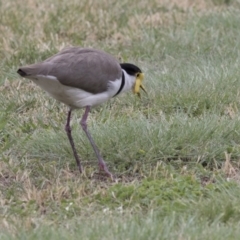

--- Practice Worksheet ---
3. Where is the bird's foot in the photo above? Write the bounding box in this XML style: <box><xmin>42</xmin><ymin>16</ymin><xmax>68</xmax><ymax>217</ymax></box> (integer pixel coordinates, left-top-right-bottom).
<box><xmin>98</xmin><ymin>159</ymin><xmax>114</xmax><ymax>180</ymax></box>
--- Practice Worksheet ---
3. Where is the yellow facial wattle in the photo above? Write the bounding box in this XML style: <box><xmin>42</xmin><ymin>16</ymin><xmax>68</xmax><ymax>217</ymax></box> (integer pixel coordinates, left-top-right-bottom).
<box><xmin>133</xmin><ymin>73</ymin><xmax>146</xmax><ymax>97</ymax></box>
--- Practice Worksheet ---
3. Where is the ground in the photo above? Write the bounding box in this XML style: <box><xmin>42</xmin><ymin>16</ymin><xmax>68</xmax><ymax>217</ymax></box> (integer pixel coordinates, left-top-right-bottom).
<box><xmin>1</xmin><ymin>0</ymin><xmax>240</xmax><ymax>239</ymax></box>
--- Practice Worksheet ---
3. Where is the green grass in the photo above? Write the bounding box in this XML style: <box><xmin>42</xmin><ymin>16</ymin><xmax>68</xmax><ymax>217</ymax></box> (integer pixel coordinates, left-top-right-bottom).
<box><xmin>1</xmin><ymin>0</ymin><xmax>240</xmax><ymax>239</ymax></box>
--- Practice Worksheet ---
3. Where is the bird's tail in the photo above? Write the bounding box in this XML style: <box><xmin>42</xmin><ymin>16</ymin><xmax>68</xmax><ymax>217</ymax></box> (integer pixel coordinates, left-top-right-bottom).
<box><xmin>17</xmin><ymin>68</ymin><xmax>28</xmax><ymax>77</ymax></box>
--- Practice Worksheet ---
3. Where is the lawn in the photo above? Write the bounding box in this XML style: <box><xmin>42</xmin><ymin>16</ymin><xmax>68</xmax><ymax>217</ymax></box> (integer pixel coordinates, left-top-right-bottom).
<box><xmin>1</xmin><ymin>0</ymin><xmax>240</xmax><ymax>239</ymax></box>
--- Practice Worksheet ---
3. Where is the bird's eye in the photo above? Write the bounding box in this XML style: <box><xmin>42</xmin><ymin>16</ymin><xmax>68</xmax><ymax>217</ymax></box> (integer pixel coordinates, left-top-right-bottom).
<box><xmin>136</xmin><ymin>73</ymin><xmax>140</xmax><ymax>77</ymax></box>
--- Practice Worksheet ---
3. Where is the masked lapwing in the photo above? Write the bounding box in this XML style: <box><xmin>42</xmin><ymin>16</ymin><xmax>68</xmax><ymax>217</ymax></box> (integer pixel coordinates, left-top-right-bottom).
<box><xmin>17</xmin><ymin>47</ymin><xmax>146</xmax><ymax>178</ymax></box>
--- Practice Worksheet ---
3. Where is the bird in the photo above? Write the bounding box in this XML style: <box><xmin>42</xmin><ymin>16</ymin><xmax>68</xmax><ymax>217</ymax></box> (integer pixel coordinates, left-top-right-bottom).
<box><xmin>17</xmin><ymin>47</ymin><xmax>146</xmax><ymax>179</ymax></box>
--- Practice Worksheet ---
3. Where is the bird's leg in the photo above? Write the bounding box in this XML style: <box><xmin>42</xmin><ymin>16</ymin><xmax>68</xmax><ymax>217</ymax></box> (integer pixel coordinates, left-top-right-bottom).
<box><xmin>65</xmin><ymin>109</ymin><xmax>82</xmax><ymax>173</ymax></box>
<box><xmin>80</xmin><ymin>106</ymin><xmax>113</xmax><ymax>179</ymax></box>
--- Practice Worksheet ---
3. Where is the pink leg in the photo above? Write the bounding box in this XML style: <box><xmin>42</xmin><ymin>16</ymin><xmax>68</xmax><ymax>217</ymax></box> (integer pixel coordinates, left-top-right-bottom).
<box><xmin>80</xmin><ymin>106</ymin><xmax>113</xmax><ymax>178</ymax></box>
<box><xmin>65</xmin><ymin>109</ymin><xmax>82</xmax><ymax>173</ymax></box>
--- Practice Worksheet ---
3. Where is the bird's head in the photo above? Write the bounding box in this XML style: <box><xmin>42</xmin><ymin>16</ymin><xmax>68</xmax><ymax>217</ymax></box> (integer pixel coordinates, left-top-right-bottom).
<box><xmin>120</xmin><ymin>63</ymin><xmax>147</xmax><ymax>98</ymax></box>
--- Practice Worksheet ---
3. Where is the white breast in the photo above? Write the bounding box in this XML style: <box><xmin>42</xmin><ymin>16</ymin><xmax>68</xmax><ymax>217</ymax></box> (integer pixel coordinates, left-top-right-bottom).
<box><xmin>27</xmin><ymin>75</ymin><xmax>123</xmax><ymax>109</ymax></box>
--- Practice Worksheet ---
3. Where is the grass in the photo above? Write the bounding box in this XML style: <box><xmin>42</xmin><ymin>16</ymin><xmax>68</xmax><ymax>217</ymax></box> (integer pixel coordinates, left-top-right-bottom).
<box><xmin>1</xmin><ymin>0</ymin><xmax>240</xmax><ymax>239</ymax></box>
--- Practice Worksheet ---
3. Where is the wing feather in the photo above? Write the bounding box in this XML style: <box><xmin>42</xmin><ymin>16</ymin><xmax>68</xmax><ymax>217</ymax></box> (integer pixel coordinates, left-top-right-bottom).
<box><xmin>18</xmin><ymin>47</ymin><xmax>122</xmax><ymax>94</ymax></box>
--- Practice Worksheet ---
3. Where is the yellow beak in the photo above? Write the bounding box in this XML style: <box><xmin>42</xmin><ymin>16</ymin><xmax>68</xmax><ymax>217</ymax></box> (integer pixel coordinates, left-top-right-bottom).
<box><xmin>133</xmin><ymin>73</ymin><xmax>147</xmax><ymax>98</ymax></box>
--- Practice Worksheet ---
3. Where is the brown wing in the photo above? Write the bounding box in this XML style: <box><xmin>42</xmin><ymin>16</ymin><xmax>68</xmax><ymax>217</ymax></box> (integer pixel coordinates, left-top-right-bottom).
<box><xmin>18</xmin><ymin>47</ymin><xmax>122</xmax><ymax>94</ymax></box>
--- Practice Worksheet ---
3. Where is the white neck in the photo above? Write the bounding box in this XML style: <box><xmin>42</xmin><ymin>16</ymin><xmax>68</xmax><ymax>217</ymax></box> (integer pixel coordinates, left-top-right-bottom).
<box><xmin>121</xmin><ymin>69</ymin><xmax>136</xmax><ymax>94</ymax></box>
